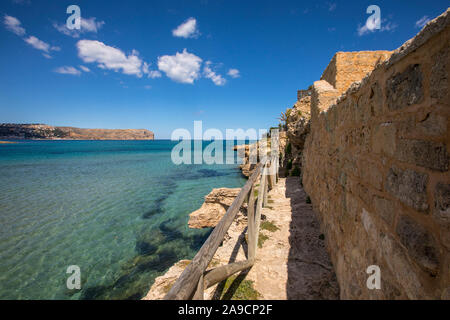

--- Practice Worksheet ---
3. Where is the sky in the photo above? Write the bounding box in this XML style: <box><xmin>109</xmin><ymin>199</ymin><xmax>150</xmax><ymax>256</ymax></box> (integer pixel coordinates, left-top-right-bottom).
<box><xmin>0</xmin><ymin>0</ymin><xmax>448</xmax><ymax>139</ymax></box>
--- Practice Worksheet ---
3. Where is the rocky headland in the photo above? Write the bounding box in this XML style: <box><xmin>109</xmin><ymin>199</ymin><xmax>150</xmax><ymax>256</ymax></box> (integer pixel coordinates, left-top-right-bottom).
<box><xmin>0</xmin><ymin>123</ymin><xmax>154</xmax><ymax>140</ymax></box>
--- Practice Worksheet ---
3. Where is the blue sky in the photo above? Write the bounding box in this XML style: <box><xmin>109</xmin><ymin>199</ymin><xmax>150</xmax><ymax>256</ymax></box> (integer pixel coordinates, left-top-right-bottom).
<box><xmin>0</xmin><ymin>0</ymin><xmax>448</xmax><ymax>138</ymax></box>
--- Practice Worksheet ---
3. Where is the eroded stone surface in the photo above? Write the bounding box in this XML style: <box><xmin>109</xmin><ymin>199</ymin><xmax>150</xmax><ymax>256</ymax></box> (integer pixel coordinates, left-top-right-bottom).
<box><xmin>396</xmin><ymin>215</ymin><xmax>440</xmax><ymax>276</ymax></box>
<box><xmin>385</xmin><ymin>166</ymin><xmax>429</xmax><ymax>212</ymax></box>
<box><xmin>386</xmin><ymin>64</ymin><xmax>424</xmax><ymax>111</ymax></box>
<box><xmin>395</xmin><ymin>139</ymin><xmax>449</xmax><ymax>172</ymax></box>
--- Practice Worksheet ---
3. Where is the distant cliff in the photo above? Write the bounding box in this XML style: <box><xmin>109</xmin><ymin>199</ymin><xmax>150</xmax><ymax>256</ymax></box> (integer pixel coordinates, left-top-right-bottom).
<box><xmin>0</xmin><ymin>123</ymin><xmax>154</xmax><ymax>140</ymax></box>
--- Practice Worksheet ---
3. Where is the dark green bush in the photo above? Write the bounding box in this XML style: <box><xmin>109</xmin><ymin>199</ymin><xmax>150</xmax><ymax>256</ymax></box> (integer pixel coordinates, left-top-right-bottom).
<box><xmin>290</xmin><ymin>166</ymin><xmax>300</xmax><ymax>176</ymax></box>
<box><xmin>285</xmin><ymin>143</ymin><xmax>292</xmax><ymax>155</ymax></box>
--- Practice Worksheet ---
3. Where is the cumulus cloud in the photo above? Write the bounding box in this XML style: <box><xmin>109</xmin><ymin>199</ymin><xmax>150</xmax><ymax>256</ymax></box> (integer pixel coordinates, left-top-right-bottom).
<box><xmin>142</xmin><ymin>62</ymin><xmax>162</xmax><ymax>78</ymax></box>
<box><xmin>203</xmin><ymin>62</ymin><xmax>226</xmax><ymax>86</ymax></box>
<box><xmin>157</xmin><ymin>49</ymin><xmax>202</xmax><ymax>84</ymax></box>
<box><xmin>147</xmin><ymin>70</ymin><xmax>162</xmax><ymax>78</ymax></box>
<box><xmin>54</xmin><ymin>66</ymin><xmax>81</xmax><ymax>75</ymax></box>
<box><xmin>172</xmin><ymin>17</ymin><xmax>199</xmax><ymax>38</ymax></box>
<box><xmin>415</xmin><ymin>16</ymin><xmax>430</xmax><ymax>28</ymax></box>
<box><xmin>53</xmin><ymin>17</ymin><xmax>105</xmax><ymax>38</ymax></box>
<box><xmin>227</xmin><ymin>68</ymin><xmax>240</xmax><ymax>78</ymax></box>
<box><xmin>4</xmin><ymin>15</ymin><xmax>25</xmax><ymax>36</ymax></box>
<box><xmin>77</xmin><ymin>40</ymin><xmax>145</xmax><ymax>77</ymax></box>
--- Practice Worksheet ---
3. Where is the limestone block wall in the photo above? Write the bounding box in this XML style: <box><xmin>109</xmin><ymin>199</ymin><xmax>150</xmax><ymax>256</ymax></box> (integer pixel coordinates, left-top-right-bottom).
<box><xmin>302</xmin><ymin>9</ymin><xmax>449</xmax><ymax>299</ymax></box>
<box><xmin>321</xmin><ymin>51</ymin><xmax>392</xmax><ymax>95</ymax></box>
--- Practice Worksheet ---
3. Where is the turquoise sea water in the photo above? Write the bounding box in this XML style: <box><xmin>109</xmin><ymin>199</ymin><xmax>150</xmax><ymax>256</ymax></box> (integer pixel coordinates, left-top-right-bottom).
<box><xmin>0</xmin><ymin>140</ymin><xmax>246</xmax><ymax>299</ymax></box>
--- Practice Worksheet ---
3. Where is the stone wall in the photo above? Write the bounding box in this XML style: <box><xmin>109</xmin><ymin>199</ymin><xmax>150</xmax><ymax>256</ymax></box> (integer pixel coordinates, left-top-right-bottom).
<box><xmin>301</xmin><ymin>9</ymin><xmax>449</xmax><ymax>299</ymax></box>
<box><xmin>320</xmin><ymin>51</ymin><xmax>392</xmax><ymax>95</ymax></box>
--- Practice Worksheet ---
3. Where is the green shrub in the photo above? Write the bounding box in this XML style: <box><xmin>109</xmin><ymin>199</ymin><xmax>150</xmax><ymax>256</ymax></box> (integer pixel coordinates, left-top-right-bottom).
<box><xmin>287</xmin><ymin>159</ymin><xmax>293</xmax><ymax>170</ymax></box>
<box><xmin>258</xmin><ymin>233</ymin><xmax>269</xmax><ymax>248</ymax></box>
<box><xmin>220</xmin><ymin>276</ymin><xmax>260</xmax><ymax>300</ymax></box>
<box><xmin>306</xmin><ymin>196</ymin><xmax>311</xmax><ymax>204</ymax></box>
<box><xmin>290</xmin><ymin>166</ymin><xmax>300</xmax><ymax>176</ymax></box>
<box><xmin>285</xmin><ymin>143</ymin><xmax>292</xmax><ymax>155</ymax></box>
<box><xmin>260</xmin><ymin>220</ymin><xmax>279</xmax><ymax>232</ymax></box>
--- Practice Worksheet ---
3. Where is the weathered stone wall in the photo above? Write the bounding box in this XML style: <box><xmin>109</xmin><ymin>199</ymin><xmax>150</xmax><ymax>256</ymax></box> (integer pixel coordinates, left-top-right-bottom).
<box><xmin>321</xmin><ymin>51</ymin><xmax>392</xmax><ymax>95</ymax></box>
<box><xmin>302</xmin><ymin>9</ymin><xmax>449</xmax><ymax>299</ymax></box>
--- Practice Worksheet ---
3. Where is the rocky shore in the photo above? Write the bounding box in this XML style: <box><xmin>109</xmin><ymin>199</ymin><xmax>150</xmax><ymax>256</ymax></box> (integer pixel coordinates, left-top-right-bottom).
<box><xmin>188</xmin><ymin>188</ymin><xmax>243</xmax><ymax>229</ymax></box>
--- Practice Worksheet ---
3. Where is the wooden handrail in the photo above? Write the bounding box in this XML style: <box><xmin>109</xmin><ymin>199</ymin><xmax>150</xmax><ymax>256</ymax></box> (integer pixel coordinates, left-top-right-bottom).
<box><xmin>164</xmin><ymin>144</ymin><xmax>278</xmax><ymax>300</ymax></box>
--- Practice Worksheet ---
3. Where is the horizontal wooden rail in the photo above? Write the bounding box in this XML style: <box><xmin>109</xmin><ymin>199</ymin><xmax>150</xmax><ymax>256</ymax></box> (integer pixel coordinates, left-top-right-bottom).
<box><xmin>164</xmin><ymin>138</ymin><xmax>279</xmax><ymax>300</ymax></box>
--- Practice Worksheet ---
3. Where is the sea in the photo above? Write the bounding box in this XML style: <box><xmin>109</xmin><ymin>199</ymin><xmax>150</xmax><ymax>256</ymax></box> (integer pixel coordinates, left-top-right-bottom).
<box><xmin>0</xmin><ymin>140</ymin><xmax>247</xmax><ymax>299</ymax></box>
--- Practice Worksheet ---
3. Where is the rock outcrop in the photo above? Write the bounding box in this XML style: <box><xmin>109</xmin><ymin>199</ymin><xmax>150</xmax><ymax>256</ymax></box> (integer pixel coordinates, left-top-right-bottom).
<box><xmin>142</xmin><ymin>260</ymin><xmax>192</xmax><ymax>300</ymax></box>
<box><xmin>236</xmin><ymin>139</ymin><xmax>272</xmax><ymax>178</ymax></box>
<box><xmin>0</xmin><ymin>123</ymin><xmax>154</xmax><ymax>140</ymax></box>
<box><xmin>188</xmin><ymin>188</ymin><xmax>243</xmax><ymax>229</ymax></box>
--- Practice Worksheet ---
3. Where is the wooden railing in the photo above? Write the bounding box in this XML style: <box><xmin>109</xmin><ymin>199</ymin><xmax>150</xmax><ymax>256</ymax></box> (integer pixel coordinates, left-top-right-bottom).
<box><xmin>164</xmin><ymin>151</ymin><xmax>279</xmax><ymax>300</ymax></box>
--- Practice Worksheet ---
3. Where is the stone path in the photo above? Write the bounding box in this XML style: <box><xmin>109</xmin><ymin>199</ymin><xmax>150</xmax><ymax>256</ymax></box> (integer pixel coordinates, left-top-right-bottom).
<box><xmin>144</xmin><ymin>177</ymin><xmax>340</xmax><ymax>300</ymax></box>
<box><xmin>249</xmin><ymin>177</ymin><xmax>339</xmax><ymax>299</ymax></box>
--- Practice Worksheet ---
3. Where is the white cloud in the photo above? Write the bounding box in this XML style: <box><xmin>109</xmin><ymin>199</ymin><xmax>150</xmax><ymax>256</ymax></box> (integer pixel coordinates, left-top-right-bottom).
<box><xmin>76</xmin><ymin>40</ymin><xmax>144</xmax><ymax>77</ymax></box>
<box><xmin>381</xmin><ymin>21</ymin><xmax>398</xmax><ymax>32</ymax></box>
<box><xmin>357</xmin><ymin>18</ymin><xmax>397</xmax><ymax>36</ymax></box>
<box><xmin>172</xmin><ymin>17</ymin><xmax>199</xmax><ymax>38</ymax></box>
<box><xmin>147</xmin><ymin>70</ymin><xmax>162</xmax><ymax>79</ymax></box>
<box><xmin>4</xmin><ymin>15</ymin><xmax>60</xmax><ymax>58</ymax></box>
<box><xmin>415</xmin><ymin>16</ymin><xmax>430</xmax><ymax>28</ymax></box>
<box><xmin>227</xmin><ymin>68</ymin><xmax>240</xmax><ymax>78</ymax></box>
<box><xmin>157</xmin><ymin>49</ymin><xmax>202</xmax><ymax>84</ymax></box>
<box><xmin>81</xmin><ymin>17</ymin><xmax>105</xmax><ymax>33</ymax></box>
<box><xmin>25</xmin><ymin>36</ymin><xmax>50</xmax><ymax>52</ymax></box>
<box><xmin>53</xmin><ymin>17</ymin><xmax>105</xmax><ymax>38</ymax></box>
<box><xmin>4</xmin><ymin>15</ymin><xmax>25</xmax><ymax>36</ymax></box>
<box><xmin>79</xmin><ymin>65</ymin><xmax>90</xmax><ymax>72</ymax></box>
<box><xmin>142</xmin><ymin>62</ymin><xmax>162</xmax><ymax>78</ymax></box>
<box><xmin>54</xmin><ymin>66</ymin><xmax>81</xmax><ymax>76</ymax></box>
<box><xmin>203</xmin><ymin>62</ymin><xmax>226</xmax><ymax>86</ymax></box>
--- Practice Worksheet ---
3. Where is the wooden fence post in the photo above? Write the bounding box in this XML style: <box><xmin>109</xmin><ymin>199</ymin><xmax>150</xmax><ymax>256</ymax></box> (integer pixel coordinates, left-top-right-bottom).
<box><xmin>192</xmin><ymin>273</ymin><xmax>204</xmax><ymax>300</ymax></box>
<box><xmin>247</xmin><ymin>184</ymin><xmax>256</xmax><ymax>260</ymax></box>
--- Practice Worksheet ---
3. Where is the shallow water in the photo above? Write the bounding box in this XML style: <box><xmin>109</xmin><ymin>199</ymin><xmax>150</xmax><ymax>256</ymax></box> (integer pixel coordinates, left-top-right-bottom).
<box><xmin>0</xmin><ymin>140</ymin><xmax>246</xmax><ymax>299</ymax></box>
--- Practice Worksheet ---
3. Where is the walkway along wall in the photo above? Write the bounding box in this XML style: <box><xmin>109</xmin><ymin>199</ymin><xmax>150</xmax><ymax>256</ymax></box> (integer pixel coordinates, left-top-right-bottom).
<box><xmin>301</xmin><ymin>9</ymin><xmax>449</xmax><ymax>299</ymax></box>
